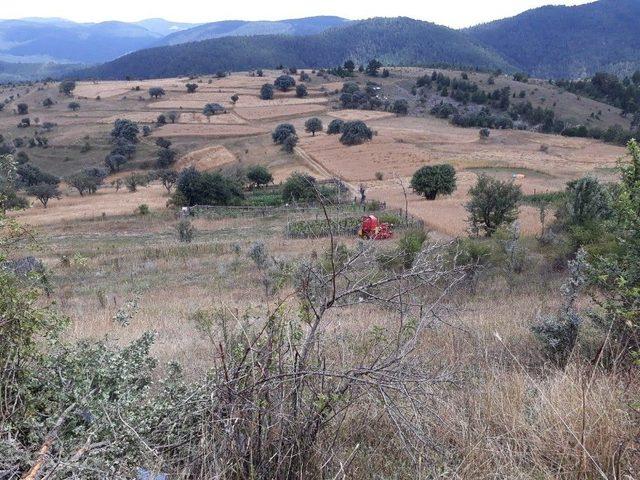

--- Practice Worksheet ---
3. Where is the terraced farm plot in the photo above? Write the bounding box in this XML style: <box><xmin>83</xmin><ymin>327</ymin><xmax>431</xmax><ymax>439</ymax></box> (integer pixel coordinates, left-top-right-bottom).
<box><xmin>328</xmin><ymin>109</ymin><xmax>395</xmax><ymax>121</ymax></box>
<box><xmin>174</xmin><ymin>144</ymin><xmax>237</xmax><ymax>171</ymax></box>
<box><xmin>178</xmin><ymin>112</ymin><xmax>247</xmax><ymax>124</ymax></box>
<box><xmin>151</xmin><ymin>123</ymin><xmax>268</xmax><ymax>138</ymax></box>
<box><xmin>235</xmin><ymin>104</ymin><xmax>327</xmax><ymax>120</ymax></box>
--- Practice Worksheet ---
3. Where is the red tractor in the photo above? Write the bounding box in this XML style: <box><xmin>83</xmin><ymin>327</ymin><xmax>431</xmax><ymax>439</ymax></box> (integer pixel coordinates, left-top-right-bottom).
<box><xmin>358</xmin><ymin>215</ymin><xmax>393</xmax><ymax>240</ymax></box>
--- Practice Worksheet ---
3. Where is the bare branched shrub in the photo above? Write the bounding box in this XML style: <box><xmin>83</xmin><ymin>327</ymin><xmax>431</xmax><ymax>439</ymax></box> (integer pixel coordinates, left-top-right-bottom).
<box><xmin>532</xmin><ymin>249</ymin><xmax>587</xmax><ymax>367</ymax></box>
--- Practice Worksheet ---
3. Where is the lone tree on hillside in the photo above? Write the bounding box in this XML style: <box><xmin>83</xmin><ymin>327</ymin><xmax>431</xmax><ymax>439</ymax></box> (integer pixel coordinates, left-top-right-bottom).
<box><xmin>340</xmin><ymin>120</ymin><xmax>373</xmax><ymax>145</ymax></box>
<box><xmin>59</xmin><ymin>80</ymin><xmax>76</xmax><ymax>96</ymax></box>
<box><xmin>104</xmin><ymin>153</ymin><xmax>127</xmax><ymax>173</ymax></box>
<box><xmin>327</xmin><ymin>118</ymin><xmax>344</xmax><ymax>134</ymax></box>
<box><xmin>68</xmin><ymin>101</ymin><xmax>80</xmax><ymax>111</ymax></box>
<box><xmin>410</xmin><ymin>164</ymin><xmax>456</xmax><ymax>200</ymax></box>
<box><xmin>203</xmin><ymin>103</ymin><xmax>224</xmax><ymax>121</ymax></box>
<box><xmin>16</xmin><ymin>103</ymin><xmax>28</xmax><ymax>115</ymax></box>
<box><xmin>157</xmin><ymin>169</ymin><xmax>179</xmax><ymax>193</ymax></box>
<box><xmin>42</xmin><ymin>98</ymin><xmax>54</xmax><ymax>108</ymax></box>
<box><xmin>148</xmin><ymin>87</ymin><xmax>166</xmax><ymax>99</ymax></box>
<box><xmin>391</xmin><ymin>99</ymin><xmax>408</xmax><ymax>115</ymax></box>
<box><xmin>260</xmin><ymin>83</ymin><xmax>274</xmax><ymax>100</ymax></box>
<box><xmin>231</xmin><ymin>94</ymin><xmax>239</xmax><ymax>104</ymax></box>
<box><xmin>274</xmin><ymin>75</ymin><xmax>296</xmax><ymax>92</ymax></box>
<box><xmin>27</xmin><ymin>183</ymin><xmax>61</xmax><ymax>208</ymax></box>
<box><xmin>246</xmin><ymin>165</ymin><xmax>273</xmax><ymax>188</ymax></box>
<box><xmin>186</xmin><ymin>83</ymin><xmax>198</xmax><ymax>93</ymax></box>
<box><xmin>466</xmin><ymin>174</ymin><xmax>522</xmax><ymax>237</ymax></box>
<box><xmin>365</xmin><ymin>59</ymin><xmax>383</xmax><ymax>77</ymax></box>
<box><xmin>304</xmin><ymin>117</ymin><xmax>323</xmax><ymax>136</ymax></box>
<box><xmin>124</xmin><ymin>173</ymin><xmax>149</xmax><ymax>192</ymax></box>
<box><xmin>295</xmin><ymin>84</ymin><xmax>308</xmax><ymax>98</ymax></box>
<box><xmin>272</xmin><ymin>123</ymin><xmax>297</xmax><ymax>144</ymax></box>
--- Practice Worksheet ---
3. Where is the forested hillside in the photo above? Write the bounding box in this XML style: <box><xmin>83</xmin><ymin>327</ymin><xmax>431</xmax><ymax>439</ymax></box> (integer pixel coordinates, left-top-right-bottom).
<box><xmin>78</xmin><ymin>18</ymin><xmax>513</xmax><ymax>79</ymax></box>
<box><xmin>467</xmin><ymin>0</ymin><xmax>640</xmax><ymax>78</ymax></box>
<box><xmin>160</xmin><ymin>16</ymin><xmax>349</xmax><ymax>46</ymax></box>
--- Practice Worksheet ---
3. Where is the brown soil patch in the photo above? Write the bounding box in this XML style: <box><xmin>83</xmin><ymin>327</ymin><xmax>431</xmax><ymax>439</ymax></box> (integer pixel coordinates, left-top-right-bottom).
<box><xmin>235</xmin><ymin>104</ymin><xmax>327</xmax><ymax>120</ymax></box>
<box><xmin>174</xmin><ymin>145</ymin><xmax>236</xmax><ymax>171</ymax></box>
<box><xmin>150</xmin><ymin>123</ymin><xmax>267</xmax><ymax>138</ymax></box>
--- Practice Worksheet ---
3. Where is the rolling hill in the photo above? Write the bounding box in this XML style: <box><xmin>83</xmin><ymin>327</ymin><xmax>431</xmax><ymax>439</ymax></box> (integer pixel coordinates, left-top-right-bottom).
<box><xmin>466</xmin><ymin>0</ymin><xmax>640</xmax><ymax>78</ymax></box>
<box><xmin>78</xmin><ymin>17</ymin><xmax>513</xmax><ymax>79</ymax></box>
<box><xmin>159</xmin><ymin>16</ymin><xmax>349</xmax><ymax>45</ymax></box>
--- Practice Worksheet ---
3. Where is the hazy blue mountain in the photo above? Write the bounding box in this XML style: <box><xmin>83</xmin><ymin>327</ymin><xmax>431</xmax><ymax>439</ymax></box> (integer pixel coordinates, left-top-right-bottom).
<box><xmin>0</xmin><ymin>19</ymin><xmax>160</xmax><ymax>64</ymax></box>
<box><xmin>134</xmin><ymin>18</ymin><xmax>200</xmax><ymax>36</ymax></box>
<box><xmin>466</xmin><ymin>0</ymin><xmax>640</xmax><ymax>78</ymax></box>
<box><xmin>79</xmin><ymin>17</ymin><xmax>513</xmax><ymax>79</ymax></box>
<box><xmin>159</xmin><ymin>16</ymin><xmax>349</xmax><ymax>45</ymax></box>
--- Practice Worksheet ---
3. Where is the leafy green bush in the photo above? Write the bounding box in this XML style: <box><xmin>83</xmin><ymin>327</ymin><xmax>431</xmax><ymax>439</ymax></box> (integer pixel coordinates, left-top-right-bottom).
<box><xmin>466</xmin><ymin>175</ymin><xmax>522</xmax><ymax>237</ymax></box>
<box><xmin>410</xmin><ymin>164</ymin><xmax>456</xmax><ymax>200</ymax></box>
<box><xmin>281</xmin><ymin>173</ymin><xmax>317</xmax><ymax>202</ymax></box>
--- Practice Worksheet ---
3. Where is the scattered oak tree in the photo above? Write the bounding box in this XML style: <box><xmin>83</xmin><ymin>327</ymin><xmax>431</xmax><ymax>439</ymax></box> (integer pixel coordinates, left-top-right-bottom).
<box><xmin>274</xmin><ymin>75</ymin><xmax>295</xmax><ymax>92</ymax></box>
<box><xmin>296</xmin><ymin>84</ymin><xmax>308</xmax><ymax>98</ymax></box>
<box><xmin>246</xmin><ymin>165</ymin><xmax>273</xmax><ymax>188</ymax></box>
<box><xmin>304</xmin><ymin>117</ymin><xmax>323</xmax><ymax>136</ymax></box>
<box><xmin>327</xmin><ymin>119</ymin><xmax>344</xmax><ymax>134</ymax></box>
<box><xmin>339</xmin><ymin>120</ymin><xmax>373</xmax><ymax>145</ymax></box>
<box><xmin>148</xmin><ymin>87</ymin><xmax>166</xmax><ymax>99</ymax></box>
<box><xmin>27</xmin><ymin>183</ymin><xmax>61</xmax><ymax>208</ymax></box>
<box><xmin>58</xmin><ymin>80</ymin><xmax>76</xmax><ymax>95</ymax></box>
<box><xmin>410</xmin><ymin>164</ymin><xmax>456</xmax><ymax>200</ymax></box>
<box><xmin>260</xmin><ymin>83</ymin><xmax>274</xmax><ymax>100</ymax></box>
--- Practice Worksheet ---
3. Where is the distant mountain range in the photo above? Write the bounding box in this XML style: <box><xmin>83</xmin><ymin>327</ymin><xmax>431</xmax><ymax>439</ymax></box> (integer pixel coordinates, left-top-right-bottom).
<box><xmin>159</xmin><ymin>16</ymin><xmax>349</xmax><ymax>46</ymax></box>
<box><xmin>79</xmin><ymin>17</ymin><xmax>511</xmax><ymax>80</ymax></box>
<box><xmin>0</xmin><ymin>16</ymin><xmax>347</xmax><ymax>70</ymax></box>
<box><xmin>3</xmin><ymin>1</ymin><xmax>640</xmax><ymax>82</ymax></box>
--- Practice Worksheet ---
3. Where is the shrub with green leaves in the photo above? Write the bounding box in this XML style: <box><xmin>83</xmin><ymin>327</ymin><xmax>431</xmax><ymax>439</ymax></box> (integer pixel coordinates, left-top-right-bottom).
<box><xmin>410</xmin><ymin>164</ymin><xmax>456</xmax><ymax>200</ymax></box>
<box><xmin>327</xmin><ymin>119</ymin><xmax>344</xmax><ymax>135</ymax></box>
<box><xmin>260</xmin><ymin>83</ymin><xmax>274</xmax><ymax>100</ymax></box>
<box><xmin>466</xmin><ymin>175</ymin><xmax>522</xmax><ymax>237</ymax></box>
<box><xmin>281</xmin><ymin>173</ymin><xmax>317</xmax><ymax>202</ymax></box>
<box><xmin>246</xmin><ymin>165</ymin><xmax>273</xmax><ymax>188</ymax></box>
<box><xmin>174</xmin><ymin>166</ymin><xmax>243</xmax><ymax>206</ymax></box>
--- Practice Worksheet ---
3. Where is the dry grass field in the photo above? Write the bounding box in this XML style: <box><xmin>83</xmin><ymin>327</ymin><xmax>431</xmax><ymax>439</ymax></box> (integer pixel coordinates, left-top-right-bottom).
<box><xmin>3</xmin><ymin>68</ymin><xmax>639</xmax><ymax>478</ymax></box>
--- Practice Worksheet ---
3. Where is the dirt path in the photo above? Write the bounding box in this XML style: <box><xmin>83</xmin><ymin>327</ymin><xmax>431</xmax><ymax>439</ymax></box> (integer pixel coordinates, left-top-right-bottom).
<box><xmin>294</xmin><ymin>146</ymin><xmax>359</xmax><ymax>198</ymax></box>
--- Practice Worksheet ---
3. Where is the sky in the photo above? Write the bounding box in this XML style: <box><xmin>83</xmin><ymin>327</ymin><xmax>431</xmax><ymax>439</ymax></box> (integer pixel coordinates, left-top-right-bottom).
<box><xmin>3</xmin><ymin>0</ymin><xmax>594</xmax><ymax>28</ymax></box>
